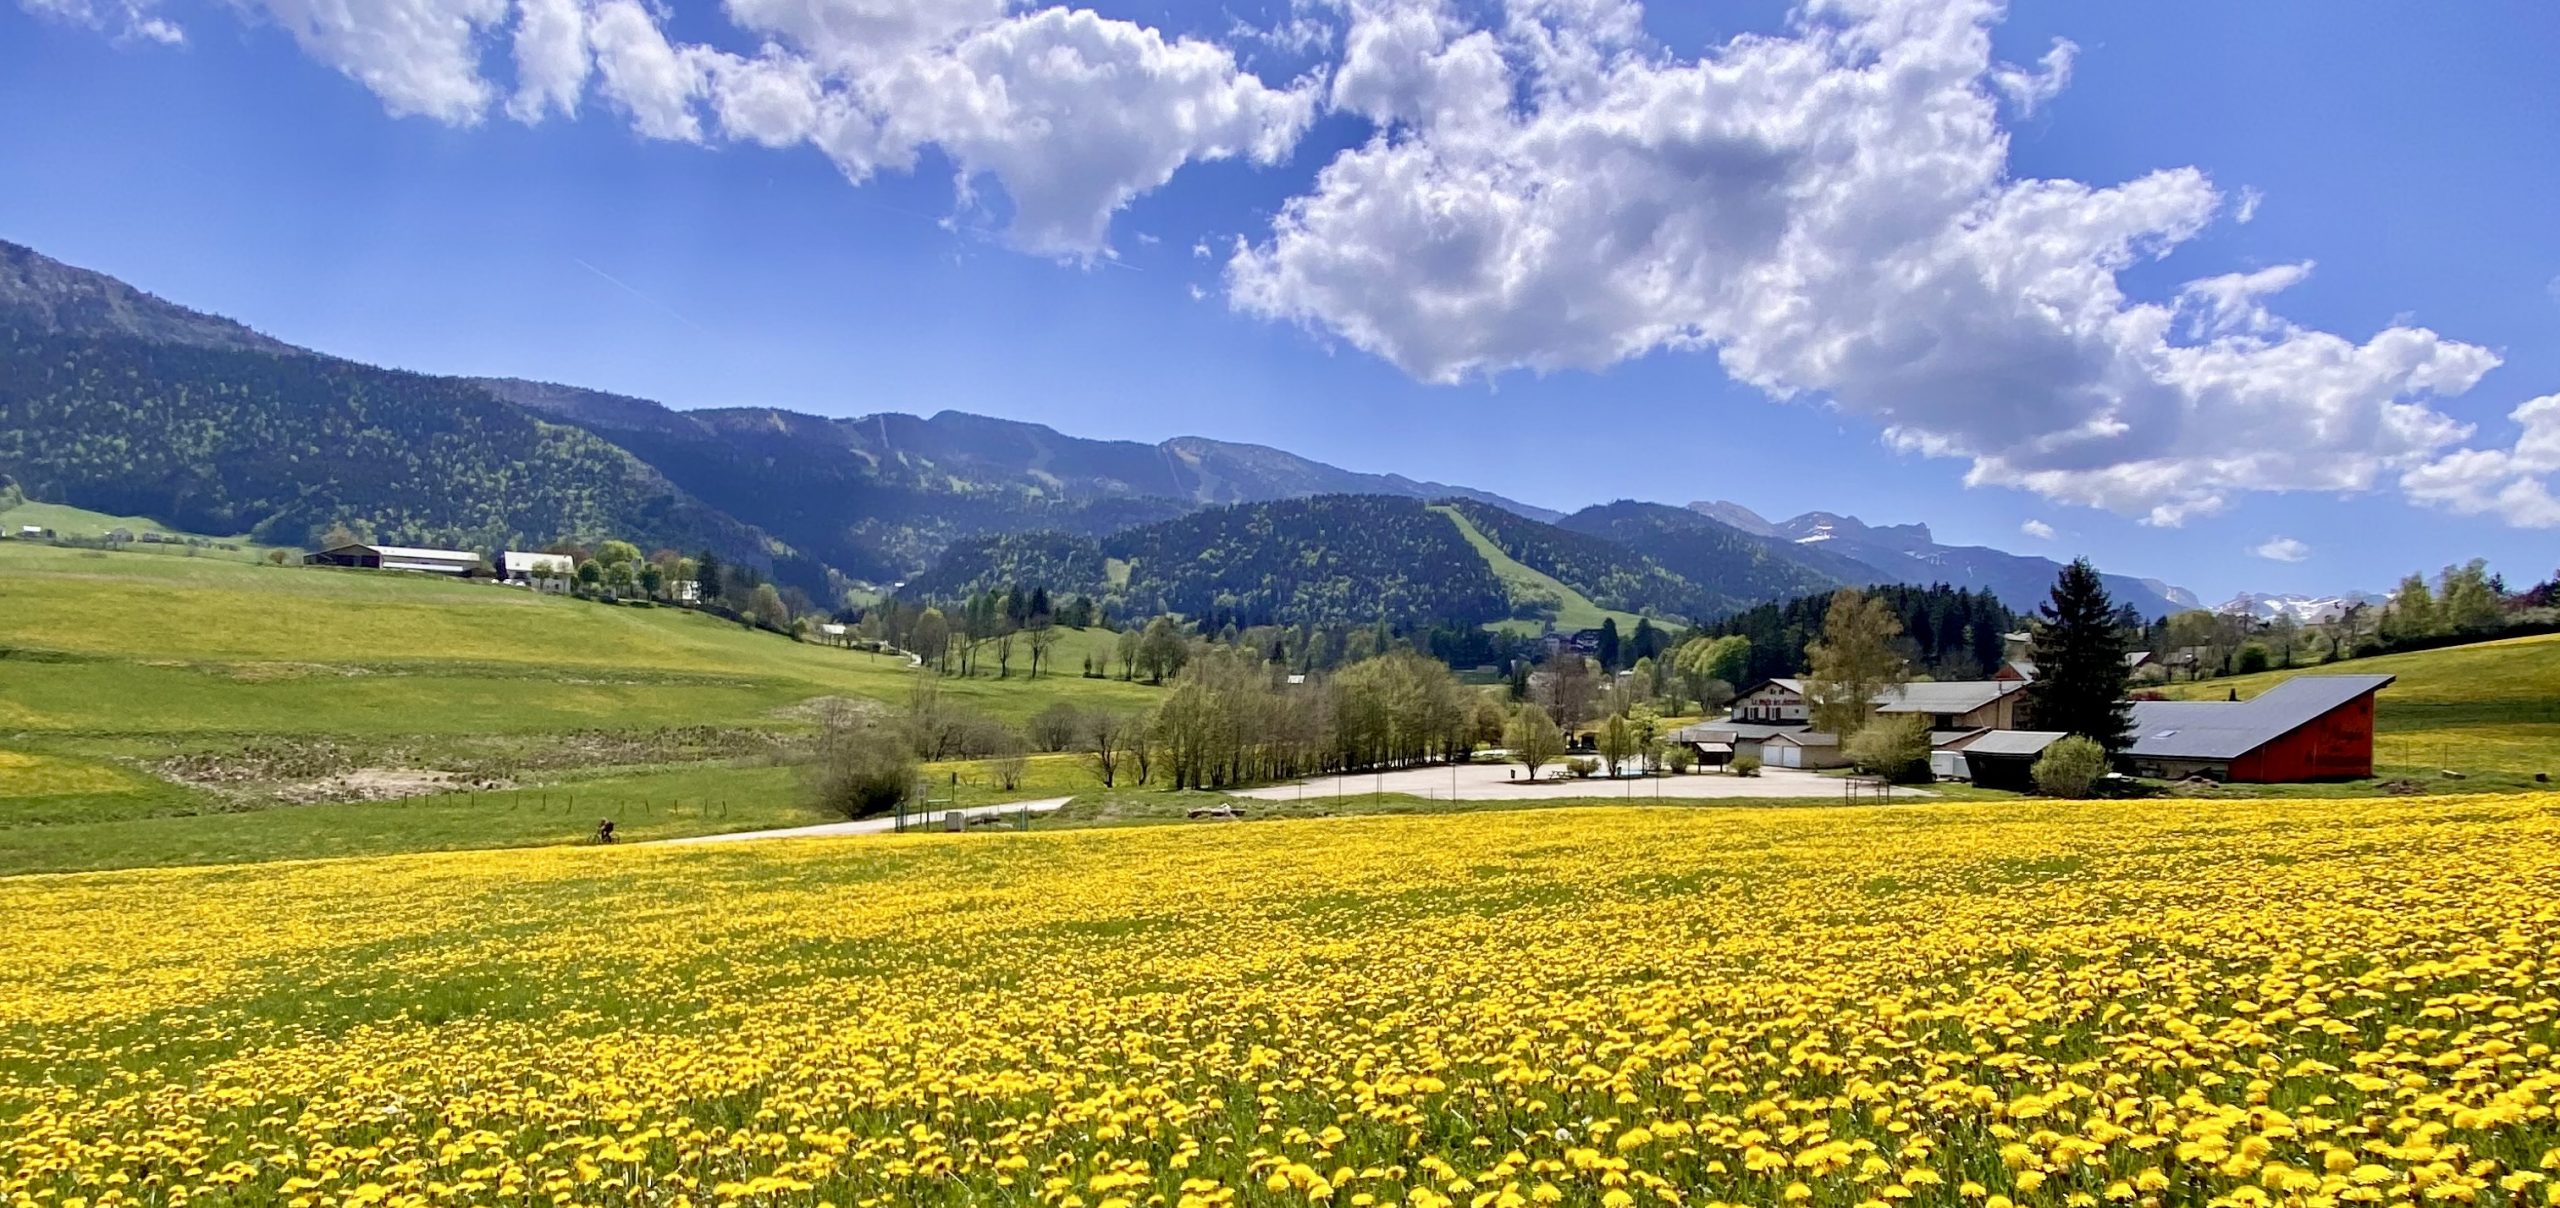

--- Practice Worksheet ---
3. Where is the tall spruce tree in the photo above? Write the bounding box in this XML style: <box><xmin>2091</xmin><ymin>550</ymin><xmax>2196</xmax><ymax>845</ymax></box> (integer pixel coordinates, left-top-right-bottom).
<box><xmin>2027</xmin><ymin>558</ymin><xmax>2135</xmax><ymax>750</ymax></box>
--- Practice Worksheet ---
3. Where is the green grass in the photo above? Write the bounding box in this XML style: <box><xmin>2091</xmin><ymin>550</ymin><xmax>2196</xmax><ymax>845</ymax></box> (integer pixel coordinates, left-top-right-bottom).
<box><xmin>2156</xmin><ymin>632</ymin><xmax>2560</xmax><ymax>775</ymax></box>
<box><xmin>0</xmin><ymin>763</ymin><xmax>815</xmax><ymax>876</ymax></box>
<box><xmin>0</xmin><ymin>542</ymin><xmax>1161</xmax><ymax>871</ymax></box>
<box><xmin>0</xmin><ymin>753</ymin><xmax>1113</xmax><ymax>876</ymax></box>
<box><xmin>1429</xmin><ymin>504</ymin><xmax>1645</xmax><ymax>637</ymax></box>
<box><xmin>0</xmin><ymin>498</ymin><xmax>282</xmax><ymax>561</ymax></box>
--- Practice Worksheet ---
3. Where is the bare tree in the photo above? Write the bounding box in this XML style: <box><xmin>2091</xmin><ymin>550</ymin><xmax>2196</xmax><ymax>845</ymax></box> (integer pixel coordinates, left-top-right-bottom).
<box><xmin>1085</xmin><ymin>709</ymin><xmax>1138</xmax><ymax>788</ymax></box>
<box><xmin>1026</xmin><ymin>617</ymin><xmax>1061</xmax><ymax>678</ymax></box>
<box><xmin>805</xmin><ymin>699</ymin><xmax>917</xmax><ymax>819</ymax></box>
<box><xmin>1029</xmin><ymin>702</ymin><xmax>1085</xmax><ymax>752</ymax></box>
<box><xmin>1534</xmin><ymin>653</ymin><xmax>1598</xmax><ymax>729</ymax></box>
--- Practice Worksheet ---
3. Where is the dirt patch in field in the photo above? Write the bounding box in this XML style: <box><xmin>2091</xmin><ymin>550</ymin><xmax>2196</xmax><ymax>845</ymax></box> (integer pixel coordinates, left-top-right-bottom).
<box><xmin>151</xmin><ymin>727</ymin><xmax>792</xmax><ymax>806</ymax></box>
<box><xmin>270</xmin><ymin>768</ymin><xmax>493</xmax><ymax>804</ymax></box>
<box><xmin>767</xmin><ymin>696</ymin><xmax>889</xmax><ymax>725</ymax></box>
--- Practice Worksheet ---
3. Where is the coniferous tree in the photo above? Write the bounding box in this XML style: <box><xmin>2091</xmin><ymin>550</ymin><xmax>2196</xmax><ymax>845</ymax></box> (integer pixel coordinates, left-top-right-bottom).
<box><xmin>2025</xmin><ymin>558</ymin><xmax>2135</xmax><ymax>750</ymax></box>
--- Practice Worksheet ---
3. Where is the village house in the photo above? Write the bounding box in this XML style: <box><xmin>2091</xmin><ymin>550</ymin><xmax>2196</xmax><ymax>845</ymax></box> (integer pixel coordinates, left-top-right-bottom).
<box><xmin>1729</xmin><ymin>678</ymin><xmax>2027</xmax><ymax>731</ymax></box>
<box><xmin>501</xmin><ymin>551</ymin><xmax>576</xmax><ymax>591</ymax></box>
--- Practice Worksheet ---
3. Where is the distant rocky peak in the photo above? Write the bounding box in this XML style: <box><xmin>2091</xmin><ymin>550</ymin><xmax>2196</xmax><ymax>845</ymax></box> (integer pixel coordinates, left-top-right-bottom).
<box><xmin>1687</xmin><ymin>499</ymin><xmax>1780</xmax><ymax>537</ymax></box>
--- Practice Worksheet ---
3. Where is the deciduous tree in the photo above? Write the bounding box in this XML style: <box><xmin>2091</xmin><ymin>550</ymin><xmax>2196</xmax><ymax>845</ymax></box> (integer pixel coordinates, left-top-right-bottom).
<box><xmin>1803</xmin><ymin>588</ymin><xmax>1908</xmax><ymax>738</ymax></box>
<box><xmin>1505</xmin><ymin>704</ymin><xmax>1565</xmax><ymax>780</ymax></box>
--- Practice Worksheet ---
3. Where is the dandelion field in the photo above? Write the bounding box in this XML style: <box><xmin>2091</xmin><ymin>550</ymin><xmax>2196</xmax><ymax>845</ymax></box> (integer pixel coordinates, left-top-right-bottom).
<box><xmin>5</xmin><ymin>797</ymin><xmax>2559</xmax><ymax>1208</ymax></box>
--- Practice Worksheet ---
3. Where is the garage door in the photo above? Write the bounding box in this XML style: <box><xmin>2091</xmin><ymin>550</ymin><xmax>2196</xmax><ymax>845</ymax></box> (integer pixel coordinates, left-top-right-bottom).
<box><xmin>1772</xmin><ymin>745</ymin><xmax>1800</xmax><ymax>768</ymax></box>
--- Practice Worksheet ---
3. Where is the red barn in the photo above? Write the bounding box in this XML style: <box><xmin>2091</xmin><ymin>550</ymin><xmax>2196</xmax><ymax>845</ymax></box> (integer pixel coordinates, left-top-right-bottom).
<box><xmin>2119</xmin><ymin>674</ymin><xmax>2393</xmax><ymax>782</ymax></box>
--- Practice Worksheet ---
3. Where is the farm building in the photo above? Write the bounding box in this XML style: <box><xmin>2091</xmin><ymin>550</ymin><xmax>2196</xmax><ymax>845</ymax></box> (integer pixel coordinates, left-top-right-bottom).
<box><xmin>1957</xmin><ymin>730</ymin><xmax>2069</xmax><ymax>790</ymax></box>
<box><xmin>501</xmin><ymin>551</ymin><xmax>575</xmax><ymax>590</ymax></box>
<box><xmin>1762</xmin><ymin>730</ymin><xmax>1847</xmax><ymax>770</ymax></box>
<box><xmin>1730</xmin><ymin>678</ymin><xmax>2026</xmax><ymax>730</ymax></box>
<box><xmin>306</xmin><ymin>543</ymin><xmax>482</xmax><ymax>575</ymax></box>
<box><xmin>1672</xmin><ymin>720</ymin><xmax>1804</xmax><ymax>765</ymax></box>
<box><xmin>2119</xmin><ymin>674</ymin><xmax>2393</xmax><ymax>782</ymax></box>
<box><xmin>1995</xmin><ymin>651</ymin><xmax>2157</xmax><ymax>683</ymax></box>
<box><xmin>1878</xmin><ymin>680</ymin><xmax>2027</xmax><ymax>730</ymax></box>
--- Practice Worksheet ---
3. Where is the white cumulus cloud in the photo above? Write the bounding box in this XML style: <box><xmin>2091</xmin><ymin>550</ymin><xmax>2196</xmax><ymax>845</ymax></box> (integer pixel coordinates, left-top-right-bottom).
<box><xmin>1989</xmin><ymin>36</ymin><xmax>2074</xmax><ymax>115</ymax></box>
<box><xmin>2252</xmin><ymin>536</ymin><xmax>2311</xmax><ymax>563</ymax></box>
<box><xmin>505</xmin><ymin>0</ymin><xmax>590</xmax><ymax>121</ymax></box>
<box><xmin>1226</xmin><ymin>0</ymin><xmax>2508</xmax><ymax>527</ymax></box>
<box><xmin>25</xmin><ymin>0</ymin><xmax>1315</xmax><ymax>258</ymax></box>
<box><xmin>2400</xmin><ymin>394</ymin><xmax>2560</xmax><ymax>528</ymax></box>
<box><xmin>2020</xmin><ymin>519</ymin><xmax>2056</xmax><ymax>540</ymax></box>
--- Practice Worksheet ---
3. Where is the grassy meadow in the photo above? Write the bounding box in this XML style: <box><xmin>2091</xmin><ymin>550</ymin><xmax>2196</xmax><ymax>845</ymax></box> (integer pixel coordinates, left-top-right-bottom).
<box><xmin>0</xmin><ymin>497</ymin><xmax>278</xmax><ymax>556</ymax></box>
<box><xmin>0</xmin><ymin>542</ymin><xmax>1157</xmax><ymax>871</ymax></box>
<box><xmin>5</xmin><ymin>795</ymin><xmax>2557</xmax><ymax>1205</ymax></box>
<box><xmin>1432</xmin><ymin>504</ymin><xmax>1649</xmax><ymax>637</ymax></box>
<box><xmin>2159</xmin><ymin>631</ymin><xmax>2560</xmax><ymax>775</ymax></box>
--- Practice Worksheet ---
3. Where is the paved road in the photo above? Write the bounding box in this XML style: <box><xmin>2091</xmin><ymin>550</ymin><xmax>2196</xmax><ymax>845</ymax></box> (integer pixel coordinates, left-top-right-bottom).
<box><xmin>656</xmin><ymin>797</ymin><xmax>1073</xmax><ymax>845</ymax></box>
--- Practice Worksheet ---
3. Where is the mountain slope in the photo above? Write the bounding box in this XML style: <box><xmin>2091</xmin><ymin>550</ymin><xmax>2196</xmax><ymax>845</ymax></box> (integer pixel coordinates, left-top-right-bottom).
<box><xmin>904</xmin><ymin>495</ymin><xmax>1511</xmax><ymax>631</ymax></box>
<box><xmin>0</xmin><ymin>241</ymin><xmax>295</xmax><ymax>355</ymax></box>
<box><xmin>1691</xmin><ymin>500</ymin><xmax>2185</xmax><ymax>617</ymax></box>
<box><xmin>1430</xmin><ymin>504</ymin><xmax>1645</xmax><ymax>634</ymax></box>
<box><xmin>478</xmin><ymin>376</ymin><xmax>1562</xmax><ymax>576</ymax></box>
<box><xmin>0</xmin><ymin>325</ymin><xmax>781</xmax><ymax>568</ymax></box>
<box><xmin>1439</xmin><ymin>499</ymin><xmax>1712</xmax><ymax>620</ymax></box>
<box><xmin>1555</xmin><ymin>501</ymin><xmax>1852</xmax><ymax>609</ymax></box>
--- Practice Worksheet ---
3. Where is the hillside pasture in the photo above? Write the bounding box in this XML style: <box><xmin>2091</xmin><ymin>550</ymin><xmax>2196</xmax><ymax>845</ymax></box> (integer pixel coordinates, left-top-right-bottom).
<box><xmin>0</xmin><ymin>542</ymin><xmax>1161</xmax><ymax>869</ymax></box>
<box><xmin>1432</xmin><ymin>504</ymin><xmax>1647</xmax><ymax>636</ymax></box>
<box><xmin>0</xmin><ymin>498</ymin><xmax>282</xmax><ymax>561</ymax></box>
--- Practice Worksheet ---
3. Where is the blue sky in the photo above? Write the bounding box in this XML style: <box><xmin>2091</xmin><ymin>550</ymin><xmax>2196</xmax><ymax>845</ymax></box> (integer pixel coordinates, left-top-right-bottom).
<box><xmin>3</xmin><ymin>0</ymin><xmax>2556</xmax><ymax>603</ymax></box>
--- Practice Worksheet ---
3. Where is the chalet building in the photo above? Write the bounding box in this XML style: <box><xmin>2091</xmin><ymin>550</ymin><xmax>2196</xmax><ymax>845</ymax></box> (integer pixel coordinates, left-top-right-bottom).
<box><xmin>1729</xmin><ymin>679</ymin><xmax>1810</xmax><ymax>723</ymax></box>
<box><xmin>306</xmin><ymin>543</ymin><xmax>481</xmax><ymax>575</ymax></box>
<box><xmin>1730</xmin><ymin>678</ymin><xmax>2027</xmax><ymax>730</ymax></box>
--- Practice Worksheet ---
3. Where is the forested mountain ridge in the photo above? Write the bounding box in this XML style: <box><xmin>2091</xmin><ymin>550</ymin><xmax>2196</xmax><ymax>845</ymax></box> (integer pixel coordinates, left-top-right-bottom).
<box><xmin>901</xmin><ymin>495</ymin><xmax>1512</xmax><ymax>631</ymax></box>
<box><xmin>1439</xmin><ymin>499</ymin><xmax>1712</xmax><ymax>619</ymax></box>
<box><xmin>474</xmin><ymin>376</ymin><xmax>1561</xmax><ymax>576</ymax></box>
<box><xmin>0</xmin><ymin>323</ymin><xmax>790</xmax><ymax>571</ymax></box>
<box><xmin>1553</xmin><ymin>501</ymin><xmax>1852</xmax><ymax>611</ymax></box>
<box><xmin>0</xmin><ymin>238</ymin><xmax>2190</xmax><ymax>617</ymax></box>
<box><xmin>0</xmin><ymin>240</ymin><xmax>294</xmax><ymax>355</ymax></box>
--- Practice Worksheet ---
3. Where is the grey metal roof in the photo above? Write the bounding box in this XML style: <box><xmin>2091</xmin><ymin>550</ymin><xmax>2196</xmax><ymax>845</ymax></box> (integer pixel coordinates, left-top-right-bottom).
<box><xmin>1691</xmin><ymin>741</ymin><xmax>1734</xmax><ymax>754</ymax></box>
<box><xmin>1930</xmin><ymin>728</ymin><xmax>1990</xmax><ymax>750</ymax></box>
<box><xmin>2123</xmin><ymin>675</ymin><xmax>2394</xmax><ymax>761</ymax></box>
<box><xmin>1675</xmin><ymin>721</ymin><xmax>1808</xmax><ymax>743</ymax></box>
<box><xmin>2005</xmin><ymin>661</ymin><xmax>2039</xmax><ymax>680</ymax></box>
<box><xmin>1876</xmin><ymin>680</ymin><xmax>2026</xmax><ymax>715</ymax></box>
<box><xmin>1963</xmin><ymin>730</ymin><xmax>2070</xmax><ymax>757</ymax></box>
<box><xmin>503</xmin><ymin>551</ymin><xmax>573</xmax><ymax>573</ymax></box>
<box><xmin>1767</xmin><ymin>731</ymin><xmax>1840</xmax><ymax>747</ymax></box>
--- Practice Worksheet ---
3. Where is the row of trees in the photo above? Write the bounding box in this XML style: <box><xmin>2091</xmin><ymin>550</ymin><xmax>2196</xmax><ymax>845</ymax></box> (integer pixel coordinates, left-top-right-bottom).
<box><xmin>805</xmin><ymin>646</ymin><xmax>1519</xmax><ymax>815</ymax></box>
<box><xmin>1694</xmin><ymin>585</ymin><xmax>2020</xmax><ymax>686</ymax></box>
<box><xmin>2149</xmin><ymin>559</ymin><xmax>2560</xmax><ymax>679</ymax></box>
